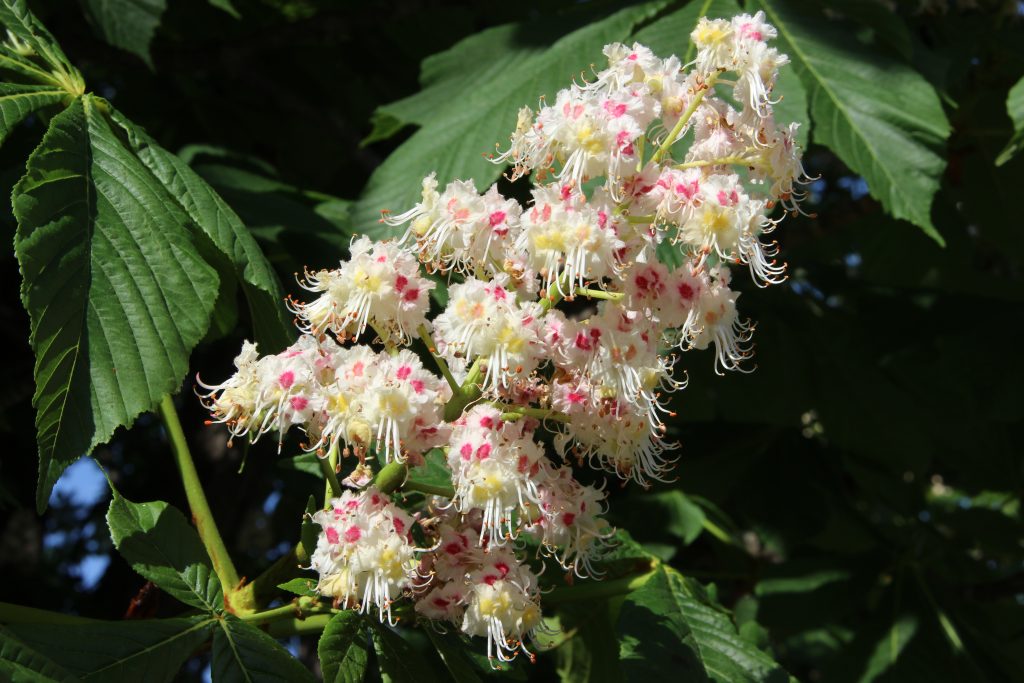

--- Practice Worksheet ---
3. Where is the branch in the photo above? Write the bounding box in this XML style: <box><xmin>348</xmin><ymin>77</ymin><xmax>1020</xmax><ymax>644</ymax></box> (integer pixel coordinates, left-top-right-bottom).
<box><xmin>158</xmin><ymin>395</ymin><xmax>242</xmax><ymax>604</ymax></box>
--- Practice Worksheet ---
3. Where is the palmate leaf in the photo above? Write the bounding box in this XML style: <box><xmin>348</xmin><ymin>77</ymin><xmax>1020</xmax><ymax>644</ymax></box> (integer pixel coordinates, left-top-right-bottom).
<box><xmin>6</xmin><ymin>616</ymin><xmax>214</xmax><ymax>683</ymax></box>
<box><xmin>757</xmin><ymin>0</ymin><xmax>950</xmax><ymax>244</ymax></box>
<box><xmin>14</xmin><ymin>95</ymin><xmax>220</xmax><ymax>512</ymax></box>
<box><xmin>108</xmin><ymin>110</ymin><xmax>294</xmax><ymax>351</ymax></box>
<box><xmin>0</xmin><ymin>83</ymin><xmax>66</xmax><ymax>148</ymax></box>
<box><xmin>0</xmin><ymin>626</ymin><xmax>79</xmax><ymax>682</ymax></box>
<box><xmin>80</xmin><ymin>0</ymin><xmax>167</xmax><ymax>68</ymax></box>
<box><xmin>318</xmin><ymin>612</ymin><xmax>369</xmax><ymax>683</ymax></box>
<box><xmin>617</xmin><ymin>566</ymin><xmax>793</xmax><ymax>683</ymax></box>
<box><xmin>370</xmin><ymin>622</ymin><xmax>439</xmax><ymax>683</ymax></box>
<box><xmin>349</xmin><ymin>1</ymin><xmax>668</xmax><ymax>237</ymax></box>
<box><xmin>106</xmin><ymin>488</ymin><xmax>223</xmax><ymax>612</ymax></box>
<box><xmin>0</xmin><ymin>0</ymin><xmax>78</xmax><ymax>78</ymax></box>
<box><xmin>212</xmin><ymin>614</ymin><xmax>316</xmax><ymax>683</ymax></box>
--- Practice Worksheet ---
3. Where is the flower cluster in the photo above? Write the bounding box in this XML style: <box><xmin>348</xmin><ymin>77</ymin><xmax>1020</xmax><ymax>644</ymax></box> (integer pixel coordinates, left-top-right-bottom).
<box><xmin>416</xmin><ymin>515</ymin><xmax>543</xmax><ymax>662</ymax></box>
<box><xmin>310</xmin><ymin>487</ymin><xmax>418</xmax><ymax>622</ymax></box>
<box><xmin>198</xmin><ymin>336</ymin><xmax>450</xmax><ymax>459</ymax></box>
<box><xmin>199</xmin><ymin>12</ymin><xmax>804</xmax><ymax>664</ymax></box>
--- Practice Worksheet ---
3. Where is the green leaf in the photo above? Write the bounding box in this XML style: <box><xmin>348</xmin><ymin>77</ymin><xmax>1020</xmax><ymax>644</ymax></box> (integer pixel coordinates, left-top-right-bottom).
<box><xmin>277</xmin><ymin>578</ymin><xmax>317</xmax><ymax>598</ymax></box>
<box><xmin>106</xmin><ymin>488</ymin><xmax>223</xmax><ymax>612</ymax></box>
<box><xmin>631</xmin><ymin>0</ymin><xmax>740</xmax><ymax>62</ymax></box>
<box><xmin>632</xmin><ymin>491</ymin><xmax>707</xmax><ymax>545</ymax></box>
<box><xmin>184</xmin><ymin>149</ymin><xmax>354</xmax><ymax>276</ymax></box>
<box><xmin>406</xmin><ymin>448</ymin><xmax>453</xmax><ymax>494</ymax></box>
<box><xmin>771</xmin><ymin>64</ymin><xmax>809</xmax><ymax>149</ymax></box>
<box><xmin>277</xmin><ymin>453</ymin><xmax>323</xmax><ymax>479</ymax></box>
<box><xmin>300</xmin><ymin>494</ymin><xmax>319</xmax><ymax>561</ymax></box>
<box><xmin>208</xmin><ymin>0</ymin><xmax>240</xmax><ymax>19</ymax></box>
<box><xmin>107</xmin><ymin>110</ymin><xmax>294</xmax><ymax>352</ymax></box>
<box><xmin>80</xmin><ymin>0</ymin><xmax>167</xmax><ymax>69</ymax></box>
<box><xmin>758</xmin><ymin>0</ymin><xmax>950</xmax><ymax>244</ymax></box>
<box><xmin>423</xmin><ymin>629</ymin><xmax>482</xmax><ymax>683</ymax></box>
<box><xmin>556</xmin><ymin>602</ymin><xmax>623</xmax><ymax>683</ymax></box>
<box><xmin>6</xmin><ymin>616</ymin><xmax>214</xmax><ymax>682</ymax></box>
<box><xmin>318</xmin><ymin>612</ymin><xmax>369</xmax><ymax>683</ymax></box>
<box><xmin>370</xmin><ymin>623</ymin><xmax>438</xmax><ymax>683</ymax></box>
<box><xmin>996</xmin><ymin>76</ymin><xmax>1024</xmax><ymax>166</ymax></box>
<box><xmin>0</xmin><ymin>625</ymin><xmax>79</xmax><ymax>682</ymax></box>
<box><xmin>827</xmin><ymin>0</ymin><xmax>912</xmax><ymax>60</ymax></box>
<box><xmin>13</xmin><ymin>96</ymin><xmax>219</xmax><ymax>512</ymax></box>
<box><xmin>0</xmin><ymin>0</ymin><xmax>79</xmax><ymax>78</ymax></box>
<box><xmin>617</xmin><ymin>566</ymin><xmax>791</xmax><ymax>682</ymax></box>
<box><xmin>349</xmin><ymin>1</ymin><xmax>667</xmax><ymax>237</ymax></box>
<box><xmin>212</xmin><ymin>614</ymin><xmax>316</xmax><ymax>683</ymax></box>
<box><xmin>0</xmin><ymin>83</ymin><xmax>66</xmax><ymax>148</ymax></box>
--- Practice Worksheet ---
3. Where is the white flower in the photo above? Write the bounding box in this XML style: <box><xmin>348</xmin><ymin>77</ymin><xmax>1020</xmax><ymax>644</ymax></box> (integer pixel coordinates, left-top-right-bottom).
<box><xmin>292</xmin><ymin>236</ymin><xmax>433</xmax><ymax>343</ymax></box>
<box><xmin>557</xmin><ymin>389</ymin><xmax>679</xmax><ymax>487</ymax></box>
<box><xmin>198</xmin><ymin>336</ymin><xmax>332</xmax><ymax>451</ymax></box>
<box><xmin>518</xmin><ymin>184</ymin><xmax>624</xmax><ymax>295</ymax></box>
<box><xmin>385</xmin><ymin>174</ymin><xmax>523</xmax><ymax>274</ymax></box>
<box><xmin>311</xmin><ymin>487</ymin><xmax>419</xmax><ymax>623</ymax></box>
<box><xmin>417</xmin><ymin>517</ymin><xmax>543</xmax><ymax>664</ymax></box>
<box><xmin>447</xmin><ymin>406</ymin><xmax>547</xmax><ymax>543</ymax></box>
<box><xmin>324</xmin><ymin>348</ymin><xmax>450</xmax><ymax>462</ymax></box>
<box><xmin>554</xmin><ymin>302</ymin><xmax>668</xmax><ymax>417</ymax></box>
<box><xmin>433</xmin><ymin>278</ymin><xmax>545</xmax><ymax>394</ymax></box>
<box><xmin>530</xmin><ymin>464</ymin><xmax>612</xmax><ymax>577</ymax></box>
<box><xmin>462</xmin><ymin>578</ymin><xmax>542</xmax><ymax>663</ymax></box>
<box><xmin>686</xmin><ymin>266</ymin><xmax>755</xmax><ymax>374</ymax></box>
<box><xmin>678</xmin><ymin>173</ymin><xmax>786</xmax><ymax>285</ymax></box>
<box><xmin>197</xmin><ymin>340</ymin><xmax>264</xmax><ymax>442</ymax></box>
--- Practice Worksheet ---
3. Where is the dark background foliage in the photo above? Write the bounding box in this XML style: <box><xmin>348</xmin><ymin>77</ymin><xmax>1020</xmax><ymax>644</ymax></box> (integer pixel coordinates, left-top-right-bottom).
<box><xmin>1</xmin><ymin>0</ymin><xmax>1022</xmax><ymax>681</ymax></box>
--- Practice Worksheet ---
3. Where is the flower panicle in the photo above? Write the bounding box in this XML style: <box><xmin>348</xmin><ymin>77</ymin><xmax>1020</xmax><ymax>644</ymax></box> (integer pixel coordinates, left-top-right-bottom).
<box><xmin>197</xmin><ymin>12</ymin><xmax>803</xmax><ymax>664</ymax></box>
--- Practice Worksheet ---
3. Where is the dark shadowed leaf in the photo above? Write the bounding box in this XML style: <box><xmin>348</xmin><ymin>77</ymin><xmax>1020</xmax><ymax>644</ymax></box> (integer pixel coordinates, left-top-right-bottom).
<box><xmin>0</xmin><ymin>625</ymin><xmax>79</xmax><ymax>682</ymax></box>
<box><xmin>108</xmin><ymin>110</ymin><xmax>294</xmax><ymax>352</ymax></box>
<box><xmin>7</xmin><ymin>617</ymin><xmax>214</xmax><ymax>683</ymax></box>
<box><xmin>0</xmin><ymin>83</ymin><xmax>66</xmax><ymax>148</ymax></box>
<box><xmin>758</xmin><ymin>0</ymin><xmax>950</xmax><ymax>243</ymax></box>
<box><xmin>350</xmin><ymin>1</ymin><xmax>668</xmax><ymax>237</ymax></box>
<box><xmin>617</xmin><ymin>566</ymin><xmax>792</xmax><ymax>682</ymax></box>
<box><xmin>80</xmin><ymin>0</ymin><xmax>167</xmax><ymax>68</ymax></box>
<box><xmin>212</xmin><ymin>614</ymin><xmax>316</xmax><ymax>683</ymax></box>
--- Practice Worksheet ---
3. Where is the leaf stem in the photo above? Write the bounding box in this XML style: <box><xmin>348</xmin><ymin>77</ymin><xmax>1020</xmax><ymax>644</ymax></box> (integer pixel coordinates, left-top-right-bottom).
<box><xmin>574</xmin><ymin>287</ymin><xmax>624</xmax><ymax>301</ymax></box>
<box><xmin>701</xmin><ymin>517</ymin><xmax>739</xmax><ymax>547</ymax></box>
<box><xmin>494</xmin><ymin>404</ymin><xmax>572</xmax><ymax>423</ymax></box>
<box><xmin>374</xmin><ymin>461</ymin><xmax>408</xmax><ymax>494</ymax></box>
<box><xmin>238</xmin><ymin>597</ymin><xmax>332</xmax><ymax>624</ymax></box>
<box><xmin>418</xmin><ymin>324</ymin><xmax>459</xmax><ymax>394</ymax></box>
<box><xmin>539</xmin><ymin>271</ymin><xmax>572</xmax><ymax>313</ymax></box>
<box><xmin>444</xmin><ymin>357</ymin><xmax>484</xmax><ymax>421</ymax></box>
<box><xmin>652</xmin><ymin>72</ymin><xmax>719</xmax><ymax>164</ymax></box>
<box><xmin>158</xmin><ymin>395</ymin><xmax>241</xmax><ymax>598</ymax></box>
<box><xmin>266</xmin><ymin>614</ymin><xmax>334</xmax><ymax>637</ymax></box>
<box><xmin>404</xmin><ymin>479</ymin><xmax>456</xmax><ymax>498</ymax></box>
<box><xmin>674</xmin><ymin>155</ymin><xmax>755</xmax><ymax>170</ymax></box>
<box><xmin>320</xmin><ymin>442</ymin><xmax>342</xmax><ymax>504</ymax></box>
<box><xmin>913</xmin><ymin>566</ymin><xmax>965</xmax><ymax>653</ymax></box>
<box><xmin>232</xmin><ymin>545</ymin><xmax>308</xmax><ymax>611</ymax></box>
